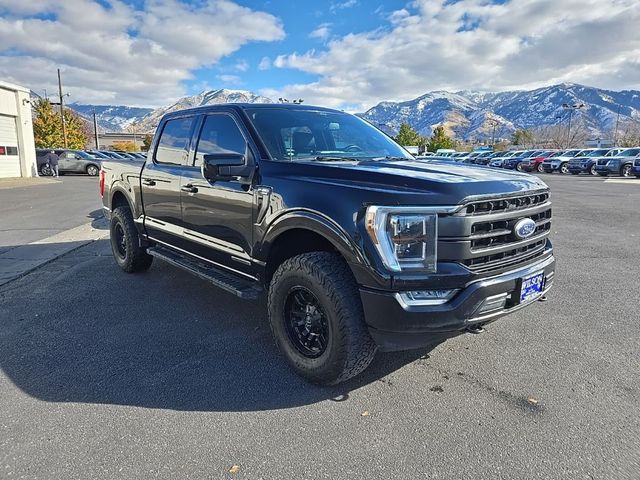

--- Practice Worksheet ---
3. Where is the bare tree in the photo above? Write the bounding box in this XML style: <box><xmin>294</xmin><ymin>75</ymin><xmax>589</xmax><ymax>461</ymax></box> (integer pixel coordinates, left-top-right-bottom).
<box><xmin>615</xmin><ymin>118</ymin><xmax>640</xmax><ymax>147</ymax></box>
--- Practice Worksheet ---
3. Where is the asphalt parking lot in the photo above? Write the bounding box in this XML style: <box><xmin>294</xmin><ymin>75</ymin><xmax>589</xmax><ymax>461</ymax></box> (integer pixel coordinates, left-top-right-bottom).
<box><xmin>0</xmin><ymin>174</ymin><xmax>639</xmax><ymax>479</ymax></box>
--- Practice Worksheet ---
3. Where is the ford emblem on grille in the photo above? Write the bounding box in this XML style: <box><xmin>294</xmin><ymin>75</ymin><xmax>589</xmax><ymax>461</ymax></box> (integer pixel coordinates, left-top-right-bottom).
<box><xmin>514</xmin><ymin>218</ymin><xmax>536</xmax><ymax>239</ymax></box>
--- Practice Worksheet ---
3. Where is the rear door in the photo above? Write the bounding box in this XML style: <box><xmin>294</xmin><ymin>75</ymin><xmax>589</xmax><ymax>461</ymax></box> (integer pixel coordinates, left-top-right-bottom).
<box><xmin>141</xmin><ymin>114</ymin><xmax>196</xmax><ymax>247</ymax></box>
<box><xmin>179</xmin><ymin>112</ymin><xmax>256</xmax><ymax>275</ymax></box>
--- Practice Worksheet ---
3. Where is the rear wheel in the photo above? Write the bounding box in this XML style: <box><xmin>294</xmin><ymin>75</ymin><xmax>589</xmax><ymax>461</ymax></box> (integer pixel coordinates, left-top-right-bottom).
<box><xmin>86</xmin><ymin>164</ymin><xmax>100</xmax><ymax>176</ymax></box>
<box><xmin>40</xmin><ymin>164</ymin><xmax>52</xmax><ymax>176</ymax></box>
<box><xmin>268</xmin><ymin>252</ymin><xmax>376</xmax><ymax>385</ymax></box>
<box><xmin>621</xmin><ymin>164</ymin><xmax>632</xmax><ymax>177</ymax></box>
<box><xmin>110</xmin><ymin>206</ymin><xmax>153</xmax><ymax>273</ymax></box>
<box><xmin>560</xmin><ymin>163</ymin><xmax>569</xmax><ymax>174</ymax></box>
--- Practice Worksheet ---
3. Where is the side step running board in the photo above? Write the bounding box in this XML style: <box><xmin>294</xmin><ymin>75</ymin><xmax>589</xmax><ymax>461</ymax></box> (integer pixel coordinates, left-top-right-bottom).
<box><xmin>147</xmin><ymin>246</ymin><xmax>262</xmax><ymax>300</ymax></box>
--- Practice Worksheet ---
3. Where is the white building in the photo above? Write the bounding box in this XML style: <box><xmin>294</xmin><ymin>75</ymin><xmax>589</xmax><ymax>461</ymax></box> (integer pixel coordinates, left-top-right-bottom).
<box><xmin>0</xmin><ymin>81</ymin><xmax>37</xmax><ymax>178</ymax></box>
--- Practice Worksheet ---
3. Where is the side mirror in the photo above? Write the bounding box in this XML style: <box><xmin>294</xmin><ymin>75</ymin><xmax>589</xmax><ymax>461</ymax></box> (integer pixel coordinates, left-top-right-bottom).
<box><xmin>202</xmin><ymin>153</ymin><xmax>247</xmax><ymax>182</ymax></box>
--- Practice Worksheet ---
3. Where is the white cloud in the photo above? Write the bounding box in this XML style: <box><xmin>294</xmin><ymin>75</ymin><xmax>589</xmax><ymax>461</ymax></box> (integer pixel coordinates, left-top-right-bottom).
<box><xmin>0</xmin><ymin>0</ymin><xmax>284</xmax><ymax>105</ymax></box>
<box><xmin>272</xmin><ymin>0</ymin><xmax>640</xmax><ymax>110</ymax></box>
<box><xmin>233</xmin><ymin>60</ymin><xmax>250</xmax><ymax>72</ymax></box>
<box><xmin>217</xmin><ymin>74</ymin><xmax>242</xmax><ymax>84</ymax></box>
<box><xmin>309</xmin><ymin>23</ymin><xmax>332</xmax><ymax>41</ymax></box>
<box><xmin>258</xmin><ymin>56</ymin><xmax>272</xmax><ymax>70</ymax></box>
<box><xmin>330</xmin><ymin>0</ymin><xmax>357</xmax><ymax>13</ymax></box>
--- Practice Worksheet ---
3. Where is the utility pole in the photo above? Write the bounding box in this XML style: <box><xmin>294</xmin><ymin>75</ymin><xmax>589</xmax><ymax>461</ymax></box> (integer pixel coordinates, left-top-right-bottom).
<box><xmin>57</xmin><ymin>69</ymin><xmax>68</xmax><ymax>148</ymax></box>
<box><xmin>613</xmin><ymin>104</ymin><xmax>621</xmax><ymax>147</ymax></box>
<box><xmin>488</xmin><ymin>119</ymin><xmax>498</xmax><ymax>147</ymax></box>
<box><xmin>93</xmin><ymin>111</ymin><xmax>99</xmax><ymax>149</ymax></box>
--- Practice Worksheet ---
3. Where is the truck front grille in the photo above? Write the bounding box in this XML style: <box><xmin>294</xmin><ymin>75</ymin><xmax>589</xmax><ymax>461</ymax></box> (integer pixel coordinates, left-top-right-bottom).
<box><xmin>462</xmin><ymin>192</ymin><xmax>549</xmax><ymax>215</ymax></box>
<box><xmin>438</xmin><ymin>191</ymin><xmax>552</xmax><ymax>273</ymax></box>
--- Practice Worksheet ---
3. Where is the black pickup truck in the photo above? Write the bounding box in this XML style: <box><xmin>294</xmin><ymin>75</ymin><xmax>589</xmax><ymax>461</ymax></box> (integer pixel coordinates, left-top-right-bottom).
<box><xmin>100</xmin><ymin>104</ymin><xmax>555</xmax><ymax>385</ymax></box>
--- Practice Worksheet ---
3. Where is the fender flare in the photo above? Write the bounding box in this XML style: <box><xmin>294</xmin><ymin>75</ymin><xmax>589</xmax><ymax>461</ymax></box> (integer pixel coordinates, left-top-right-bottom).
<box><xmin>109</xmin><ymin>181</ymin><xmax>138</xmax><ymax>217</ymax></box>
<box><xmin>256</xmin><ymin>209</ymin><xmax>366</xmax><ymax>266</ymax></box>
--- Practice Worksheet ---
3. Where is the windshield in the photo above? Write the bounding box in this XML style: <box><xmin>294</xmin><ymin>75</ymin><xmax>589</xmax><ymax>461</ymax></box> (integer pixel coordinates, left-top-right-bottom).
<box><xmin>245</xmin><ymin>108</ymin><xmax>414</xmax><ymax>161</ymax></box>
<box><xmin>586</xmin><ymin>149</ymin><xmax>609</xmax><ymax>157</ymax></box>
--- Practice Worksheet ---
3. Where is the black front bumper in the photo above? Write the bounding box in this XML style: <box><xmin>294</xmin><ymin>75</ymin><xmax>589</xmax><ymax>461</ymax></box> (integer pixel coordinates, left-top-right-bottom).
<box><xmin>360</xmin><ymin>254</ymin><xmax>555</xmax><ymax>351</ymax></box>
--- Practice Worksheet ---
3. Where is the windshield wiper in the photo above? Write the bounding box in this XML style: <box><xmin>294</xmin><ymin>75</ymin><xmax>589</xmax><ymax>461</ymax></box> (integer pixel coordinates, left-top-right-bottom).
<box><xmin>311</xmin><ymin>156</ymin><xmax>360</xmax><ymax>162</ymax></box>
<box><xmin>370</xmin><ymin>156</ymin><xmax>410</xmax><ymax>161</ymax></box>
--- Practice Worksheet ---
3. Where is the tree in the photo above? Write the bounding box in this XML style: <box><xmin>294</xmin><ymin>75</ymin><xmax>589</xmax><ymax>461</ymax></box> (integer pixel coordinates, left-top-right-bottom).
<box><xmin>142</xmin><ymin>134</ymin><xmax>153</xmax><ymax>152</ymax></box>
<box><xmin>511</xmin><ymin>129</ymin><xmax>535</xmax><ymax>148</ymax></box>
<box><xmin>32</xmin><ymin>99</ymin><xmax>88</xmax><ymax>149</ymax></box>
<box><xmin>112</xmin><ymin>141</ymin><xmax>138</xmax><ymax>152</ymax></box>
<box><xmin>394</xmin><ymin>123</ymin><xmax>423</xmax><ymax>146</ymax></box>
<box><xmin>427</xmin><ymin>125</ymin><xmax>456</xmax><ymax>152</ymax></box>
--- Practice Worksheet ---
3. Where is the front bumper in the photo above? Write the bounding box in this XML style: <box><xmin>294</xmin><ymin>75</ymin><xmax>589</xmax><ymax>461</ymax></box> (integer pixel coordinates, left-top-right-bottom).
<box><xmin>567</xmin><ymin>164</ymin><xmax>589</xmax><ymax>173</ymax></box>
<box><xmin>594</xmin><ymin>165</ymin><xmax>615</xmax><ymax>175</ymax></box>
<box><xmin>360</xmin><ymin>253</ymin><xmax>555</xmax><ymax>351</ymax></box>
<box><xmin>541</xmin><ymin>163</ymin><xmax>559</xmax><ymax>172</ymax></box>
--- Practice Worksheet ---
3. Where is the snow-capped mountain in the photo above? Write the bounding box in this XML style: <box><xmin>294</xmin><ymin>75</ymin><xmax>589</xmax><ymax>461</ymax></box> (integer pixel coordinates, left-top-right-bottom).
<box><xmin>68</xmin><ymin>103</ymin><xmax>153</xmax><ymax>133</ymax></box>
<box><xmin>361</xmin><ymin>83</ymin><xmax>640</xmax><ymax>140</ymax></box>
<box><xmin>132</xmin><ymin>89</ymin><xmax>273</xmax><ymax>133</ymax></box>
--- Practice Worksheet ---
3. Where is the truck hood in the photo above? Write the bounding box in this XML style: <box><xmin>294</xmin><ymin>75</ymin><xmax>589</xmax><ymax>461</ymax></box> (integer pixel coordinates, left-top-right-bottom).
<box><xmin>267</xmin><ymin>159</ymin><xmax>549</xmax><ymax>206</ymax></box>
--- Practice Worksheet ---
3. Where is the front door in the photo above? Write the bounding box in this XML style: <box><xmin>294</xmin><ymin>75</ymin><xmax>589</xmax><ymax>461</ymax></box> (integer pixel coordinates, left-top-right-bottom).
<box><xmin>180</xmin><ymin>113</ymin><xmax>256</xmax><ymax>276</ymax></box>
<box><xmin>142</xmin><ymin>114</ymin><xmax>196</xmax><ymax>247</ymax></box>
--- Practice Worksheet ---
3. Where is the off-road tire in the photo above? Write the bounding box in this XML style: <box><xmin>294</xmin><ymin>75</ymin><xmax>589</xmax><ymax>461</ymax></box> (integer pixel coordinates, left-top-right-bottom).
<box><xmin>110</xmin><ymin>206</ymin><xmax>153</xmax><ymax>273</ymax></box>
<box><xmin>268</xmin><ymin>252</ymin><xmax>377</xmax><ymax>385</ymax></box>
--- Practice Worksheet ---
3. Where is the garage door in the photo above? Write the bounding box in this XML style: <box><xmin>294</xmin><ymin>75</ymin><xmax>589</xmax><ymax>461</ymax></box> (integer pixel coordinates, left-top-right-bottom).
<box><xmin>0</xmin><ymin>115</ymin><xmax>21</xmax><ymax>177</ymax></box>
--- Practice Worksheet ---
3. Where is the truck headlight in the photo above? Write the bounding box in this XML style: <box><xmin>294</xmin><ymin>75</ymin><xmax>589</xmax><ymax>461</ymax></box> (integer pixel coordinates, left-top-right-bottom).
<box><xmin>365</xmin><ymin>206</ymin><xmax>437</xmax><ymax>272</ymax></box>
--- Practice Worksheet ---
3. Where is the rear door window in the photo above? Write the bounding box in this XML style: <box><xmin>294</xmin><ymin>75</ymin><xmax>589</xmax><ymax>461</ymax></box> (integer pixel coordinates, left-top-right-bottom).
<box><xmin>155</xmin><ymin>116</ymin><xmax>195</xmax><ymax>165</ymax></box>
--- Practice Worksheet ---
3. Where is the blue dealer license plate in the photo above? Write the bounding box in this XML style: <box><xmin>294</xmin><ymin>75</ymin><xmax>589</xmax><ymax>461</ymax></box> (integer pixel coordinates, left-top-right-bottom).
<box><xmin>520</xmin><ymin>272</ymin><xmax>544</xmax><ymax>303</ymax></box>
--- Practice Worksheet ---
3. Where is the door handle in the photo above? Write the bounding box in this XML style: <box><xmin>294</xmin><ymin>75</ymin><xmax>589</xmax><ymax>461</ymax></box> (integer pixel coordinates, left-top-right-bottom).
<box><xmin>181</xmin><ymin>184</ymin><xmax>198</xmax><ymax>194</ymax></box>
<box><xmin>142</xmin><ymin>178</ymin><xmax>156</xmax><ymax>186</ymax></box>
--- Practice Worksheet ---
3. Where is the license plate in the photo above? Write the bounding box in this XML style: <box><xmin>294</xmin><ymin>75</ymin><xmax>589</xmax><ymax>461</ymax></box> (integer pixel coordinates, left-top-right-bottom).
<box><xmin>520</xmin><ymin>272</ymin><xmax>544</xmax><ymax>303</ymax></box>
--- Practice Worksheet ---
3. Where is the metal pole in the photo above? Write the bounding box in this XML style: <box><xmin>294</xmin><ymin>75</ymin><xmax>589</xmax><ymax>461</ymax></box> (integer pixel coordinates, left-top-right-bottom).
<box><xmin>491</xmin><ymin>123</ymin><xmax>496</xmax><ymax>146</ymax></box>
<box><xmin>613</xmin><ymin>105</ymin><xmax>621</xmax><ymax>147</ymax></box>
<box><xmin>57</xmin><ymin>69</ymin><xmax>68</xmax><ymax>148</ymax></box>
<box><xmin>93</xmin><ymin>112</ymin><xmax>99</xmax><ymax>149</ymax></box>
<box><xmin>567</xmin><ymin>109</ymin><xmax>573</xmax><ymax>147</ymax></box>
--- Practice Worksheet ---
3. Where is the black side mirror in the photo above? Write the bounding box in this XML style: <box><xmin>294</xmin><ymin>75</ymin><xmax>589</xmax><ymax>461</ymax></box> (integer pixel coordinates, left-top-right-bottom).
<box><xmin>202</xmin><ymin>153</ymin><xmax>248</xmax><ymax>181</ymax></box>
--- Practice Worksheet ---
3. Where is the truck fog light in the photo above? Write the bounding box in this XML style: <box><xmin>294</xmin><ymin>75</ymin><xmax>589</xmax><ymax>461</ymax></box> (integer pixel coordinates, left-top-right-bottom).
<box><xmin>396</xmin><ymin>289</ymin><xmax>458</xmax><ymax>307</ymax></box>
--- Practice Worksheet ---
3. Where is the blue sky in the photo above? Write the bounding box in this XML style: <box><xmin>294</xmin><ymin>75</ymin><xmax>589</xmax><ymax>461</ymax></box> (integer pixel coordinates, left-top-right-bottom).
<box><xmin>0</xmin><ymin>0</ymin><xmax>638</xmax><ymax>109</ymax></box>
<box><xmin>183</xmin><ymin>0</ymin><xmax>409</xmax><ymax>96</ymax></box>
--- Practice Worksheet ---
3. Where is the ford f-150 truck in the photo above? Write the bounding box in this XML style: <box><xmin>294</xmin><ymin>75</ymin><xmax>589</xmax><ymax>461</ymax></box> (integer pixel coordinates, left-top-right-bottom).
<box><xmin>100</xmin><ymin>104</ymin><xmax>555</xmax><ymax>385</ymax></box>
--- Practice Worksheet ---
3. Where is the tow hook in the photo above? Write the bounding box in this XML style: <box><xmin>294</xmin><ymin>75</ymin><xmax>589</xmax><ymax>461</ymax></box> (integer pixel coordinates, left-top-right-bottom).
<box><xmin>467</xmin><ymin>325</ymin><xmax>485</xmax><ymax>334</ymax></box>
<box><xmin>538</xmin><ymin>295</ymin><xmax>548</xmax><ymax>302</ymax></box>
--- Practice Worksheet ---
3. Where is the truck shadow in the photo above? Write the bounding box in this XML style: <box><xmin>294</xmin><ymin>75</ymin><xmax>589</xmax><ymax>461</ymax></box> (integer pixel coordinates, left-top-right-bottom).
<box><xmin>0</xmin><ymin>239</ymin><xmax>434</xmax><ymax>412</ymax></box>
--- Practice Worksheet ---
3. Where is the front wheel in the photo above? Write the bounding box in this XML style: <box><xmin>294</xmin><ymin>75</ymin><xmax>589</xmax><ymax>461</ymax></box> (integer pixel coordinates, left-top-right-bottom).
<box><xmin>621</xmin><ymin>164</ymin><xmax>632</xmax><ymax>177</ymax></box>
<box><xmin>40</xmin><ymin>164</ymin><xmax>52</xmax><ymax>176</ymax></box>
<box><xmin>516</xmin><ymin>163</ymin><xmax>524</xmax><ymax>172</ymax></box>
<box><xmin>110</xmin><ymin>206</ymin><xmax>153</xmax><ymax>273</ymax></box>
<box><xmin>268</xmin><ymin>252</ymin><xmax>377</xmax><ymax>385</ymax></box>
<box><xmin>537</xmin><ymin>163</ymin><xmax>545</xmax><ymax>173</ymax></box>
<box><xmin>590</xmin><ymin>164</ymin><xmax>597</xmax><ymax>175</ymax></box>
<box><xmin>560</xmin><ymin>163</ymin><xmax>569</xmax><ymax>174</ymax></box>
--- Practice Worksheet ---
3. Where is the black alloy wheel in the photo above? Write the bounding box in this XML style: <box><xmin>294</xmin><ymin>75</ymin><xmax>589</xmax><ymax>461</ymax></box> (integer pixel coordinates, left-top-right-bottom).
<box><xmin>113</xmin><ymin>222</ymin><xmax>127</xmax><ymax>260</ymax></box>
<box><xmin>284</xmin><ymin>286</ymin><xmax>330</xmax><ymax>358</ymax></box>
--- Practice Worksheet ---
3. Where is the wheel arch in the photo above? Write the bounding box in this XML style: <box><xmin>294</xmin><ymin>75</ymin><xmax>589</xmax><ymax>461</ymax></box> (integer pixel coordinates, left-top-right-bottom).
<box><xmin>258</xmin><ymin>210</ymin><xmax>367</xmax><ymax>286</ymax></box>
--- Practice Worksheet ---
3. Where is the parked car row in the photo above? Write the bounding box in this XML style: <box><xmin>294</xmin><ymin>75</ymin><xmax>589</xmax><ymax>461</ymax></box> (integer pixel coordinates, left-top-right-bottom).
<box><xmin>420</xmin><ymin>147</ymin><xmax>640</xmax><ymax>178</ymax></box>
<box><xmin>35</xmin><ymin>149</ymin><xmax>147</xmax><ymax>176</ymax></box>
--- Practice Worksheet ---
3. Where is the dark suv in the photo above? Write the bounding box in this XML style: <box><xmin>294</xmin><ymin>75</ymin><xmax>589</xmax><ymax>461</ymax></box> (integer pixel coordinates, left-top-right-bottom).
<box><xmin>594</xmin><ymin>148</ymin><xmax>640</xmax><ymax>177</ymax></box>
<box><xmin>567</xmin><ymin>148</ymin><xmax>620</xmax><ymax>176</ymax></box>
<box><xmin>100</xmin><ymin>103</ymin><xmax>555</xmax><ymax>385</ymax></box>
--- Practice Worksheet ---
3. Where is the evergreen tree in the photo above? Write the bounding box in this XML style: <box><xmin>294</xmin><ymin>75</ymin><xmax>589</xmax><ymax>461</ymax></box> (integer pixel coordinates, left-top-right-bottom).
<box><xmin>32</xmin><ymin>99</ymin><xmax>88</xmax><ymax>149</ymax></box>
<box><xmin>427</xmin><ymin>126</ymin><xmax>456</xmax><ymax>152</ymax></box>
<box><xmin>142</xmin><ymin>134</ymin><xmax>153</xmax><ymax>152</ymax></box>
<box><xmin>394</xmin><ymin>123</ymin><xmax>423</xmax><ymax>146</ymax></box>
<box><xmin>511</xmin><ymin>129</ymin><xmax>534</xmax><ymax>147</ymax></box>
